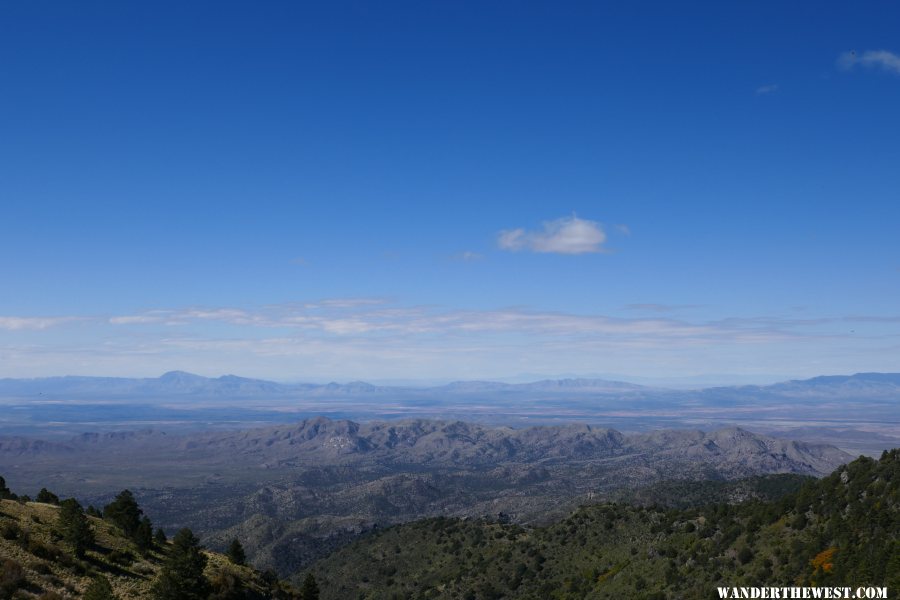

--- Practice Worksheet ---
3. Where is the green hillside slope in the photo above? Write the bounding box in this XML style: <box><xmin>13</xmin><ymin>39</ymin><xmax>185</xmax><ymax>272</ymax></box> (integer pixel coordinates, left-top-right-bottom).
<box><xmin>311</xmin><ymin>451</ymin><xmax>900</xmax><ymax>599</ymax></box>
<box><xmin>0</xmin><ymin>484</ymin><xmax>303</xmax><ymax>599</ymax></box>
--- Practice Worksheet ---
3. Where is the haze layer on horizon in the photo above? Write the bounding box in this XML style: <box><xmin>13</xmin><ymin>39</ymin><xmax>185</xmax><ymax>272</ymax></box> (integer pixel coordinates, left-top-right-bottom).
<box><xmin>1</xmin><ymin>2</ymin><xmax>899</xmax><ymax>382</ymax></box>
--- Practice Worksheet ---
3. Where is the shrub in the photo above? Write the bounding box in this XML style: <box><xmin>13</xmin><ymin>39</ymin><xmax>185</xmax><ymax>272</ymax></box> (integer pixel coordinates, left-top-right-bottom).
<box><xmin>209</xmin><ymin>572</ymin><xmax>245</xmax><ymax>600</ymax></box>
<box><xmin>83</xmin><ymin>575</ymin><xmax>117</xmax><ymax>600</ymax></box>
<box><xmin>28</xmin><ymin>539</ymin><xmax>62</xmax><ymax>561</ymax></box>
<box><xmin>1</xmin><ymin>521</ymin><xmax>21</xmax><ymax>540</ymax></box>
<box><xmin>0</xmin><ymin>559</ymin><xmax>26</xmax><ymax>597</ymax></box>
<box><xmin>108</xmin><ymin>549</ymin><xmax>135</xmax><ymax>567</ymax></box>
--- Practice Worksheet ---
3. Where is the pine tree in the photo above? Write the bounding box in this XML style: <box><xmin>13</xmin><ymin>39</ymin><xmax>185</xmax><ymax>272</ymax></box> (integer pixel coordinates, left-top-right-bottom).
<box><xmin>150</xmin><ymin>528</ymin><xmax>210</xmax><ymax>600</ymax></box>
<box><xmin>36</xmin><ymin>488</ymin><xmax>60</xmax><ymax>505</ymax></box>
<box><xmin>103</xmin><ymin>490</ymin><xmax>142</xmax><ymax>538</ymax></box>
<box><xmin>154</xmin><ymin>528</ymin><xmax>168</xmax><ymax>546</ymax></box>
<box><xmin>300</xmin><ymin>573</ymin><xmax>319</xmax><ymax>600</ymax></box>
<box><xmin>226</xmin><ymin>538</ymin><xmax>246</xmax><ymax>566</ymax></box>
<box><xmin>58</xmin><ymin>498</ymin><xmax>94</xmax><ymax>558</ymax></box>
<box><xmin>83</xmin><ymin>575</ymin><xmax>117</xmax><ymax>600</ymax></box>
<box><xmin>0</xmin><ymin>476</ymin><xmax>16</xmax><ymax>500</ymax></box>
<box><xmin>135</xmin><ymin>516</ymin><xmax>154</xmax><ymax>554</ymax></box>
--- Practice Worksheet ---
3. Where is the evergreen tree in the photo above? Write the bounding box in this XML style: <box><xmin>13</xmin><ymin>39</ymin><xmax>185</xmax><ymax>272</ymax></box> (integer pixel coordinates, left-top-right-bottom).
<box><xmin>226</xmin><ymin>538</ymin><xmax>246</xmax><ymax>566</ymax></box>
<box><xmin>36</xmin><ymin>487</ymin><xmax>60</xmax><ymax>505</ymax></box>
<box><xmin>154</xmin><ymin>527</ymin><xmax>168</xmax><ymax>545</ymax></box>
<box><xmin>103</xmin><ymin>490</ymin><xmax>142</xmax><ymax>538</ymax></box>
<box><xmin>83</xmin><ymin>575</ymin><xmax>117</xmax><ymax>600</ymax></box>
<box><xmin>135</xmin><ymin>516</ymin><xmax>154</xmax><ymax>554</ymax></box>
<box><xmin>86</xmin><ymin>505</ymin><xmax>102</xmax><ymax>518</ymax></box>
<box><xmin>150</xmin><ymin>528</ymin><xmax>210</xmax><ymax>600</ymax></box>
<box><xmin>58</xmin><ymin>498</ymin><xmax>94</xmax><ymax>558</ymax></box>
<box><xmin>0</xmin><ymin>475</ymin><xmax>16</xmax><ymax>500</ymax></box>
<box><xmin>300</xmin><ymin>573</ymin><xmax>319</xmax><ymax>600</ymax></box>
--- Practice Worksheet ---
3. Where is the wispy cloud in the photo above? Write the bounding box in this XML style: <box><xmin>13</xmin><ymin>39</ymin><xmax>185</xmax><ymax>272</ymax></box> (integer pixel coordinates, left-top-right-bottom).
<box><xmin>452</xmin><ymin>251</ymin><xmax>483</xmax><ymax>262</ymax></box>
<box><xmin>838</xmin><ymin>50</ymin><xmax>900</xmax><ymax>75</ymax></box>
<box><xmin>756</xmin><ymin>84</ymin><xmax>778</xmax><ymax>95</ymax></box>
<box><xmin>0</xmin><ymin>316</ymin><xmax>81</xmax><ymax>330</ymax></box>
<box><xmin>108</xmin><ymin>315</ymin><xmax>166</xmax><ymax>325</ymax></box>
<box><xmin>625</xmin><ymin>303</ymin><xmax>700</xmax><ymax>313</ymax></box>
<box><xmin>109</xmin><ymin>308</ymin><xmax>264</xmax><ymax>327</ymax></box>
<box><xmin>106</xmin><ymin>302</ymin><xmax>828</xmax><ymax>344</ymax></box>
<box><xmin>497</xmin><ymin>215</ymin><xmax>609</xmax><ymax>255</ymax></box>
<box><xmin>304</xmin><ymin>298</ymin><xmax>388</xmax><ymax>310</ymax></box>
<box><xmin>6</xmin><ymin>302</ymin><xmax>900</xmax><ymax>379</ymax></box>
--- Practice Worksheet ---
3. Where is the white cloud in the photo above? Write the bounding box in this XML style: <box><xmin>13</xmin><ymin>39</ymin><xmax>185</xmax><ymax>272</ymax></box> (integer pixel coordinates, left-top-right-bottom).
<box><xmin>305</xmin><ymin>298</ymin><xmax>388</xmax><ymax>309</ymax></box>
<box><xmin>109</xmin><ymin>315</ymin><xmax>164</xmax><ymax>325</ymax></box>
<box><xmin>453</xmin><ymin>251</ymin><xmax>483</xmax><ymax>262</ymax></box>
<box><xmin>625</xmin><ymin>303</ymin><xmax>699</xmax><ymax>313</ymax></box>
<box><xmin>756</xmin><ymin>84</ymin><xmax>778</xmax><ymax>95</ymax></box>
<box><xmin>497</xmin><ymin>229</ymin><xmax>526</xmax><ymax>250</ymax></box>
<box><xmin>104</xmin><ymin>302</ymin><xmax>802</xmax><ymax>344</ymax></box>
<box><xmin>0</xmin><ymin>316</ymin><xmax>79</xmax><ymax>330</ymax></box>
<box><xmin>4</xmin><ymin>302</ymin><xmax>900</xmax><ymax>380</ymax></box>
<box><xmin>109</xmin><ymin>308</ymin><xmax>259</xmax><ymax>327</ymax></box>
<box><xmin>497</xmin><ymin>215</ymin><xmax>608</xmax><ymax>255</ymax></box>
<box><xmin>838</xmin><ymin>50</ymin><xmax>900</xmax><ymax>75</ymax></box>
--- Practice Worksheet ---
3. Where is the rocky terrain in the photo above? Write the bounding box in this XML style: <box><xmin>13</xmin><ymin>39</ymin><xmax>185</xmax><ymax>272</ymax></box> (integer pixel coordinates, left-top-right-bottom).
<box><xmin>0</xmin><ymin>418</ymin><xmax>852</xmax><ymax>577</ymax></box>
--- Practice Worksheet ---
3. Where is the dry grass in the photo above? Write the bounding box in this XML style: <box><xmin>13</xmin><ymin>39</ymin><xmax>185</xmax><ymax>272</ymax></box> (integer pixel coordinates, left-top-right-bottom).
<box><xmin>0</xmin><ymin>498</ymin><xmax>274</xmax><ymax>599</ymax></box>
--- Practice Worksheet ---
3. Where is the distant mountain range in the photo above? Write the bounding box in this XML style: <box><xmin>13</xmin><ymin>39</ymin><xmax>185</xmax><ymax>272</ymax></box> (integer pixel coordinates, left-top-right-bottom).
<box><xmin>1</xmin><ymin>371</ymin><xmax>897</xmax><ymax>457</ymax></box>
<box><xmin>1</xmin><ymin>370</ymin><xmax>898</xmax><ymax>400</ymax></box>
<box><xmin>0</xmin><ymin>370</ymin><xmax>301</xmax><ymax>398</ymax></box>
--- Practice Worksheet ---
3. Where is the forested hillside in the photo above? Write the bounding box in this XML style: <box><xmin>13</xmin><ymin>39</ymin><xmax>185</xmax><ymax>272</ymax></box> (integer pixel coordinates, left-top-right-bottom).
<box><xmin>311</xmin><ymin>451</ymin><xmax>899</xmax><ymax>599</ymax></box>
<box><xmin>3</xmin><ymin>451</ymin><xmax>897</xmax><ymax>599</ymax></box>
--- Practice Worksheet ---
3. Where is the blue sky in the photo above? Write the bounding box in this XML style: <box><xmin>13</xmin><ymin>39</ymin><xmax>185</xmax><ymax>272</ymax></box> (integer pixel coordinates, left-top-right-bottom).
<box><xmin>1</xmin><ymin>1</ymin><xmax>899</xmax><ymax>382</ymax></box>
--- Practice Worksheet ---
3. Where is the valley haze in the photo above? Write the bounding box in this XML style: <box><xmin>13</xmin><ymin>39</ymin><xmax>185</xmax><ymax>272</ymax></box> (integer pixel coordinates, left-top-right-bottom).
<box><xmin>0</xmin><ymin>371</ymin><xmax>897</xmax><ymax>457</ymax></box>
